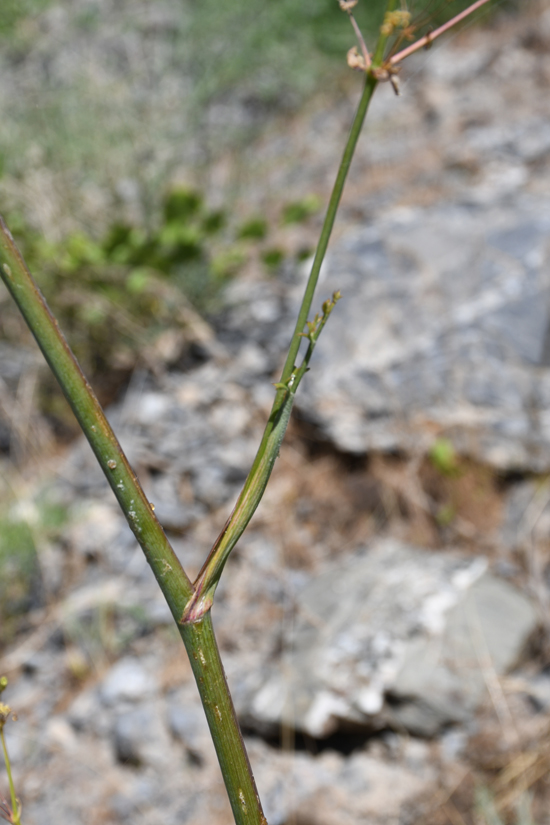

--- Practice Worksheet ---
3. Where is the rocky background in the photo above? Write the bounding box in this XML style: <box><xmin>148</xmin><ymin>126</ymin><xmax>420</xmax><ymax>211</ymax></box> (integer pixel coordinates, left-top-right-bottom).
<box><xmin>2</xmin><ymin>1</ymin><xmax>550</xmax><ymax>824</ymax></box>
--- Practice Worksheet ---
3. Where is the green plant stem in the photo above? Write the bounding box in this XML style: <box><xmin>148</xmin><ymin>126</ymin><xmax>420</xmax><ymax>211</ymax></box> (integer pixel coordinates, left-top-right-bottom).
<box><xmin>184</xmin><ymin>76</ymin><xmax>379</xmax><ymax>617</ymax></box>
<box><xmin>279</xmin><ymin>72</ymin><xmax>378</xmax><ymax>387</ymax></box>
<box><xmin>0</xmin><ymin>217</ymin><xmax>267</xmax><ymax>825</ymax></box>
<box><xmin>0</xmin><ymin>729</ymin><xmax>20</xmax><ymax>825</ymax></box>
<box><xmin>0</xmin><ymin>217</ymin><xmax>194</xmax><ymax>618</ymax></box>
<box><xmin>179</xmin><ymin>615</ymin><xmax>266</xmax><ymax>825</ymax></box>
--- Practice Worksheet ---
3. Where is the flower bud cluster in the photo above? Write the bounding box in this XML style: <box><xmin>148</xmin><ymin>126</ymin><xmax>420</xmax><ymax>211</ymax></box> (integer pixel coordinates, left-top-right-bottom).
<box><xmin>380</xmin><ymin>9</ymin><xmax>411</xmax><ymax>37</ymax></box>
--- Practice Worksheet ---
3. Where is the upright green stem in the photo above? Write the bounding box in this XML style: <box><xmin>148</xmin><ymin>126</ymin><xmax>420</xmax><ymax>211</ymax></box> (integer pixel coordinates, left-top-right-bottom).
<box><xmin>180</xmin><ymin>616</ymin><xmax>267</xmax><ymax>825</ymax></box>
<box><xmin>278</xmin><ymin>72</ymin><xmax>378</xmax><ymax>386</ymax></box>
<box><xmin>0</xmin><ymin>220</ymin><xmax>266</xmax><ymax>825</ymax></box>
<box><xmin>0</xmin><ymin>218</ymin><xmax>194</xmax><ymax>619</ymax></box>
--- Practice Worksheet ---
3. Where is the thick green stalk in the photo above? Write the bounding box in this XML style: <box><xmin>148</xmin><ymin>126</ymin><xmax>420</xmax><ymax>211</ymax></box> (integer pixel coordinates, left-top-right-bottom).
<box><xmin>0</xmin><ymin>219</ymin><xmax>266</xmax><ymax>825</ymax></box>
<box><xmin>180</xmin><ymin>616</ymin><xmax>267</xmax><ymax>825</ymax></box>
<box><xmin>0</xmin><ymin>218</ymin><xmax>194</xmax><ymax>617</ymax></box>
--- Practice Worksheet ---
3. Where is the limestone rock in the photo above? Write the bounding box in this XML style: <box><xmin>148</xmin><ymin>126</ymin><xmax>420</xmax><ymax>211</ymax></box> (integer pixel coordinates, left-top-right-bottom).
<box><xmin>241</xmin><ymin>540</ymin><xmax>538</xmax><ymax>737</ymax></box>
<box><xmin>295</xmin><ymin>198</ymin><xmax>550</xmax><ymax>471</ymax></box>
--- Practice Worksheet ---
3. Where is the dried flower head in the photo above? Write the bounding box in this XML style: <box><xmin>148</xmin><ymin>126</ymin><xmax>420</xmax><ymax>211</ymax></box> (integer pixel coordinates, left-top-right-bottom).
<box><xmin>381</xmin><ymin>9</ymin><xmax>411</xmax><ymax>36</ymax></box>
<box><xmin>0</xmin><ymin>705</ymin><xmax>11</xmax><ymax>736</ymax></box>
<box><xmin>339</xmin><ymin>0</ymin><xmax>358</xmax><ymax>11</ymax></box>
<box><xmin>347</xmin><ymin>46</ymin><xmax>367</xmax><ymax>72</ymax></box>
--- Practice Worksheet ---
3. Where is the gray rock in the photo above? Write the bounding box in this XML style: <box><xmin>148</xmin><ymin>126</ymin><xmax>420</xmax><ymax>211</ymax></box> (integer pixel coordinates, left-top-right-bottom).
<box><xmin>112</xmin><ymin>706</ymin><xmax>157</xmax><ymax>765</ymax></box>
<box><xmin>0</xmin><ymin>343</ymin><xmax>42</xmax><ymax>389</ymax></box>
<box><xmin>293</xmin><ymin>198</ymin><xmax>550</xmax><ymax>470</ymax></box>
<box><xmin>249</xmin><ymin>738</ymin><xmax>436</xmax><ymax>825</ymax></box>
<box><xmin>500</xmin><ymin>479</ymin><xmax>550</xmax><ymax>553</ymax></box>
<box><xmin>520</xmin><ymin>673</ymin><xmax>550</xmax><ymax>713</ymax></box>
<box><xmin>68</xmin><ymin>686</ymin><xmax>106</xmax><ymax>734</ymax></box>
<box><xmin>100</xmin><ymin>657</ymin><xmax>158</xmax><ymax>706</ymax></box>
<box><xmin>167</xmin><ymin>700</ymin><xmax>210</xmax><ymax>756</ymax></box>
<box><xmin>240</xmin><ymin>541</ymin><xmax>537</xmax><ymax>738</ymax></box>
<box><xmin>390</xmin><ymin>572</ymin><xmax>536</xmax><ymax>735</ymax></box>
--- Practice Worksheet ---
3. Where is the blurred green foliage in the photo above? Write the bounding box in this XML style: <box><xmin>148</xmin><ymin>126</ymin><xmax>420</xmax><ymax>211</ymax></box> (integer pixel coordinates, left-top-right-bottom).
<box><xmin>0</xmin><ymin>0</ymin><xmax>52</xmax><ymax>38</ymax></box>
<box><xmin>0</xmin><ymin>0</ymin><xmax>509</xmax><ymax>427</ymax></box>
<box><xmin>2</xmin><ymin>189</ymin><xmax>233</xmax><ymax>396</ymax></box>
<box><xmin>184</xmin><ymin>0</ymin><xmax>500</xmax><ymax>101</ymax></box>
<box><xmin>282</xmin><ymin>195</ymin><xmax>322</xmax><ymax>225</ymax></box>
<box><xmin>429</xmin><ymin>437</ymin><xmax>459</xmax><ymax>476</ymax></box>
<box><xmin>0</xmin><ymin>498</ymin><xmax>67</xmax><ymax>644</ymax></box>
<box><xmin>238</xmin><ymin>218</ymin><xmax>269</xmax><ymax>241</ymax></box>
<box><xmin>0</xmin><ymin>183</ymin><xmax>326</xmax><ymax>434</ymax></box>
<box><xmin>64</xmin><ymin>602</ymin><xmax>154</xmax><ymax>667</ymax></box>
<box><xmin>262</xmin><ymin>248</ymin><xmax>285</xmax><ymax>270</ymax></box>
<box><xmin>0</xmin><ymin>517</ymin><xmax>38</xmax><ymax>627</ymax></box>
<box><xmin>0</xmin><ymin>0</ymin><xmax>503</xmax><ymax>205</ymax></box>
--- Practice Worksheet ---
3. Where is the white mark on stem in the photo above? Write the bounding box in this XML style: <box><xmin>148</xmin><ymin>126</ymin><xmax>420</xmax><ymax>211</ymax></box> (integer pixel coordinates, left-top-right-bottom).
<box><xmin>157</xmin><ymin>559</ymin><xmax>172</xmax><ymax>577</ymax></box>
<box><xmin>198</xmin><ymin>648</ymin><xmax>207</xmax><ymax>666</ymax></box>
<box><xmin>2</xmin><ymin>264</ymin><xmax>12</xmax><ymax>277</ymax></box>
<box><xmin>107</xmin><ymin>459</ymin><xmax>117</xmax><ymax>470</ymax></box>
<box><xmin>238</xmin><ymin>789</ymin><xmax>247</xmax><ymax>814</ymax></box>
<box><xmin>214</xmin><ymin>705</ymin><xmax>222</xmax><ymax>722</ymax></box>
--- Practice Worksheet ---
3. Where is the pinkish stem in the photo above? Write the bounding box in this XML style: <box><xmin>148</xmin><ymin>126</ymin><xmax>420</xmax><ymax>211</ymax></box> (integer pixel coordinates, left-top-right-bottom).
<box><xmin>350</xmin><ymin>12</ymin><xmax>371</xmax><ymax>68</ymax></box>
<box><xmin>390</xmin><ymin>0</ymin><xmax>492</xmax><ymax>65</ymax></box>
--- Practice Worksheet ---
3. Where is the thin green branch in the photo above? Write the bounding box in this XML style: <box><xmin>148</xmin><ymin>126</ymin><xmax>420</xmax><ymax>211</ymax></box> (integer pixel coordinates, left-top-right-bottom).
<box><xmin>278</xmin><ymin>72</ymin><xmax>377</xmax><ymax>387</ymax></box>
<box><xmin>181</xmin><ymin>75</ymin><xmax>379</xmax><ymax>622</ymax></box>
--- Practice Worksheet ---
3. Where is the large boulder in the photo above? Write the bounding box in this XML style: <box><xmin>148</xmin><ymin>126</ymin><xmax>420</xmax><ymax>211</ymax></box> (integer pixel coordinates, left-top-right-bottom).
<box><xmin>296</xmin><ymin>197</ymin><xmax>550</xmax><ymax>470</ymax></box>
<box><xmin>239</xmin><ymin>540</ymin><xmax>537</xmax><ymax>738</ymax></box>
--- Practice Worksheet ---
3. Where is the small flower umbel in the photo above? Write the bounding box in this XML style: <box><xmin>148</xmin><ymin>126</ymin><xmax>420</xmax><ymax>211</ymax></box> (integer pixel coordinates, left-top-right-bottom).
<box><xmin>0</xmin><ymin>679</ymin><xmax>22</xmax><ymax>825</ymax></box>
<box><xmin>342</xmin><ymin>0</ymin><xmax>494</xmax><ymax>95</ymax></box>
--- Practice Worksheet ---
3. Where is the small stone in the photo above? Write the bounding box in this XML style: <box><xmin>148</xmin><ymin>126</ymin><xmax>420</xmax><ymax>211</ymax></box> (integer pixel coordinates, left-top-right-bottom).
<box><xmin>167</xmin><ymin>702</ymin><xmax>209</xmax><ymax>756</ymax></box>
<box><xmin>241</xmin><ymin>540</ymin><xmax>538</xmax><ymax>738</ymax></box>
<box><xmin>100</xmin><ymin>658</ymin><xmax>157</xmax><ymax>706</ymax></box>
<box><xmin>113</xmin><ymin>708</ymin><xmax>153</xmax><ymax>765</ymax></box>
<box><xmin>46</xmin><ymin>717</ymin><xmax>78</xmax><ymax>752</ymax></box>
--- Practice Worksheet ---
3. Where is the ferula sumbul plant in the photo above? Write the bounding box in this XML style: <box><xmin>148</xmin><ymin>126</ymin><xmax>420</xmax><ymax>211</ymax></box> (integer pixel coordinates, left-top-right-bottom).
<box><xmin>0</xmin><ymin>1</ymin><xmax>494</xmax><ymax>822</ymax></box>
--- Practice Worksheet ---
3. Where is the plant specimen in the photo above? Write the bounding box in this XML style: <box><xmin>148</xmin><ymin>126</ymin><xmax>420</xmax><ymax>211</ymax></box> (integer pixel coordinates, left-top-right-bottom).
<box><xmin>0</xmin><ymin>1</ymin><xmax>498</xmax><ymax>822</ymax></box>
